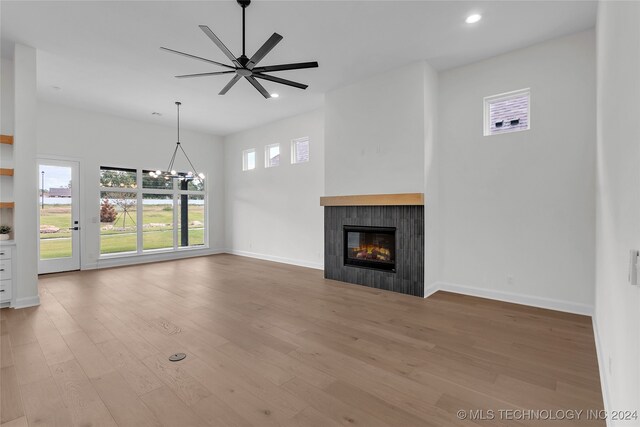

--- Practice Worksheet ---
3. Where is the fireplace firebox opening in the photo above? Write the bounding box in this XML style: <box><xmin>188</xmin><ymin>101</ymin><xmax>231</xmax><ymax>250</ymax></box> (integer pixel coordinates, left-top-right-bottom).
<box><xmin>343</xmin><ymin>225</ymin><xmax>396</xmax><ymax>272</ymax></box>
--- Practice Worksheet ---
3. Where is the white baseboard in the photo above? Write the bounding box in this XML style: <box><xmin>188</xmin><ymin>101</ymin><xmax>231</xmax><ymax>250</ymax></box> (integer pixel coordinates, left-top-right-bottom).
<box><xmin>82</xmin><ymin>248</ymin><xmax>323</xmax><ymax>272</ymax></box>
<box><xmin>13</xmin><ymin>295</ymin><xmax>41</xmax><ymax>308</ymax></box>
<box><xmin>226</xmin><ymin>249</ymin><xmax>324</xmax><ymax>270</ymax></box>
<box><xmin>82</xmin><ymin>248</ymin><xmax>226</xmax><ymax>270</ymax></box>
<box><xmin>423</xmin><ymin>282</ymin><xmax>440</xmax><ymax>298</ymax></box>
<box><xmin>425</xmin><ymin>281</ymin><xmax>594</xmax><ymax>316</ymax></box>
<box><xmin>592</xmin><ymin>316</ymin><xmax>613</xmax><ymax>427</ymax></box>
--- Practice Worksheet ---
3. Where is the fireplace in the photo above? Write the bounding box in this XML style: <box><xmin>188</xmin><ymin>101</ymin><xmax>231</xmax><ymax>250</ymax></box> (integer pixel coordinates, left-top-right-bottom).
<box><xmin>324</xmin><ymin>201</ymin><xmax>424</xmax><ymax>296</ymax></box>
<box><xmin>343</xmin><ymin>226</ymin><xmax>396</xmax><ymax>272</ymax></box>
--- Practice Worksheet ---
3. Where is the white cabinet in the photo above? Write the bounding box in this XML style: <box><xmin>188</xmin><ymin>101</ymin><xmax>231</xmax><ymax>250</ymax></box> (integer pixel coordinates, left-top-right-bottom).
<box><xmin>0</xmin><ymin>244</ymin><xmax>15</xmax><ymax>305</ymax></box>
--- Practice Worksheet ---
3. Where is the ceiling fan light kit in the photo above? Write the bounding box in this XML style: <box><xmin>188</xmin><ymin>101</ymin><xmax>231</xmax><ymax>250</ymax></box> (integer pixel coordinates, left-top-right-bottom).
<box><xmin>161</xmin><ymin>0</ymin><xmax>318</xmax><ymax>98</ymax></box>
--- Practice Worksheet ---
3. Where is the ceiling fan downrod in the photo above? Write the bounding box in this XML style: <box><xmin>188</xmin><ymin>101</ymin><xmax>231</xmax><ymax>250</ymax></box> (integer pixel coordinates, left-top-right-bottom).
<box><xmin>239</xmin><ymin>0</ymin><xmax>251</xmax><ymax>59</ymax></box>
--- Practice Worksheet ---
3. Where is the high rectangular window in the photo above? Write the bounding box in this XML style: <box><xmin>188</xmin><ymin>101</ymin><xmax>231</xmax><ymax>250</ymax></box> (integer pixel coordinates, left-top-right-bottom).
<box><xmin>265</xmin><ymin>143</ymin><xmax>280</xmax><ymax>168</ymax></box>
<box><xmin>143</xmin><ymin>169</ymin><xmax>173</xmax><ymax>190</ymax></box>
<box><xmin>99</xmin><ymin>166</ymin><xmax>206</xmax><ymax>256</ymax></box>
<box><xmin>243</xmin><ymin>148</ymin><xmax>256</xmax><ymax>171</ymax></box>
<box><xmin>484</xmin><ymin>88</ymin><xmax>530</xmax><ymax>136</ymax></box>
<box><xmin>291</xmin><ymin>137</ymin><xmax>310</xmax><ymax>164</ymax></box>
<box><xmin>100</xmin><ymin>167</ymin><xmax>137</xmax><ymax>189</ymax></box>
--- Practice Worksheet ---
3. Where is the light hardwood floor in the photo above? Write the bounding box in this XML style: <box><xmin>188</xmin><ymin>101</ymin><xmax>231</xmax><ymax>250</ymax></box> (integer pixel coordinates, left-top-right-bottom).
<box><xmin>1</xmin><ymin>254</ymin><xmax>604</xmax><ymax>426</ymax></box>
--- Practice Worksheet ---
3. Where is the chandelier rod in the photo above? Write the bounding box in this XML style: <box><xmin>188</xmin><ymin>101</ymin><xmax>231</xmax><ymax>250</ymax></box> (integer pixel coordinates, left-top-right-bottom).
<box><xmin>242</xmin><ymin>6</ymin><xmax>246</xmax><ymax>57</ymax></box>
<box><xmin>176</xmin><ymin>101</ymin><xmax>181</xmax><ymax>143</ymax></box>
<box><xmin>166</xmin><ymin>143</ymin><xmax>180</xmax><ymax>173</ymax></box>
<box><xmin>178</xmin><ymin>143</ymin><xmax>201</xmax><ymax>177</ymax></box>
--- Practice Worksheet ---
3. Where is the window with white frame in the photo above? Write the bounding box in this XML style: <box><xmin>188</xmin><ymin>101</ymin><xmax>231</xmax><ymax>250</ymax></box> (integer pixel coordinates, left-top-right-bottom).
<box><xmin>242</xmin><ymin>148</ymin><xmax>256</xmax><ymax>171</ymax></box>
<box><xmin>291</xmin><ymin>137</ymin><xmax>310</xmax><ymax>164</ymax></box>
<box><xmin>265</xmin><ymin>143</ymin><xmax>280</xmax><ymax>168</ymax></box>
<box><xmin>99</xmin><ymin>166</ymin><xmax>206</xmax><ymax>256</ymax></box>
<box><xmin>484</xmin><ymin>88</ymin><xmax>530</xmax><ymax>136</ymax></box>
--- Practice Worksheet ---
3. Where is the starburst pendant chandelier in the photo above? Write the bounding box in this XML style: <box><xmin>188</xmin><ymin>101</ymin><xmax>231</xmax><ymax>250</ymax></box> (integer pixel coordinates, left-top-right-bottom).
<box><xmin>149</xmin><ymin>101</ymin><xmax>205</xmax><ymax>181</ymax></box>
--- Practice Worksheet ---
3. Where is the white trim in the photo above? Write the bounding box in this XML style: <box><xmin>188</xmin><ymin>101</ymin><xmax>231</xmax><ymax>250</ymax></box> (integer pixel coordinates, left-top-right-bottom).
<box><xmin>226</xmin><ymin>249</ymin><xmax>323</xmax><ymax>270</ymax></box>
<box><xmin>423</xmin><ymin>282</ymin><xmax>440</xmax><ymax>298</ymax></box>
<box><xmin>264</xmin><ymin>143</ymin><xmax>280</xmax><ymax>168</ymax></box>
<box><xmin>290</xmin><ymin>136</ymin><xmax>310</xmax><ymax>164</ymax></box>
<box><xmin>84</xmin><ymin>247</ymin><xmax>224</xmax><ymax>270</ymax></box>
<box><xmin>36</xmin><ymin>153</ymin><xmax>83</xmax><ymax>162</ymax></box>
<box><xmin>242</xmin><ymin>148</ymin><xmax>256</xmax><ymax>171</ymax></box>
<box><xmin>424</xmin><ymin>281</ymin><xmax>594</xmax><ymax>316</ymax></box>
<box><xmin>592</xmin><ymin>316</ymin><xmax>613</xmax><ymax>427</ymax></box>
<box><xmin>98</xmin><ymin>166</ymin><xmax>207</xmax><ymax>257</ymax></box>
<box><xmin>136</xmin><ymin>169</ymin><xmax>144</xmax><ymax>253</ymax></box>
<box><xmin>483</xmin><ymin>87</ymin><xmax>531</xmax><ymax>136</ymax></box>
<box><xmin>38</xmin><ymin>158</ymin><xmax>82</xmax><ymax>274</ymax></box>
<box><xmin>14</xmin><ymin>295</ymin><xmax>41</xmax><ymax>308</ymax></box>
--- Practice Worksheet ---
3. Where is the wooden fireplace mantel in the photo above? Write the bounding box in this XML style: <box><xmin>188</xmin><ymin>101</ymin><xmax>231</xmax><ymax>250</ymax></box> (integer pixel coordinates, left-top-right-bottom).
<box><xmin>320</xmin><ymin>193</ymin><xmax>424</xmax><ymax>207</ymax></box>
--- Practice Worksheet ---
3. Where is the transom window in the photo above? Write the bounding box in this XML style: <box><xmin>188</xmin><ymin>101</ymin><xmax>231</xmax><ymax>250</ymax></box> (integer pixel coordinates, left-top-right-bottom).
<box><xmin>484</xmin><ymin>88</ymin><xmax>530</xmax><ymax>136</ymax></box>
<box><xmin>265</xmin><ymin>143</ymin><xmax>280</xmax><ymax>168</ymax></box>
<box><xmin>291</xmin><ymin>137</ymin><xmax>310</xmax><ymax>164</ymax></box>
<box><xmin>99</xmin><ymin>166</ymin><xmax>206</xmax><ymax>256</ymax></box>
<box><xmin>243</xmin><ymin>148</ymin><xmax>256</xmax><ymax>171</ymax></box>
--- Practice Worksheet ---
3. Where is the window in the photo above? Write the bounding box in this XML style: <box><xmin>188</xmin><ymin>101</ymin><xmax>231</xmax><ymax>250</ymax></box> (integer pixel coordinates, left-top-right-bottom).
<box><xmin>100</xmin><ymin>190</ymin><xmax>138</xmax><ymax>254</ymax></box>
<box><xmin>484</xmin><ymin>88</ymin><xmax>530</xmax><ymax>136</ymax></box>
<box><xmin>291</xmin><ymin>137</ymin><xmax>310</xmax><ymax>164</ymax></box>
<box><xmin>142</xmin><ymin>194</ymin><xmax>173</xmax><ymax>251</ymax></box>
<box><xmin>100</xmin><ymin>167</ymin><xmax>137</xmax><ymax>189</ymax></box>
<box><xmin>265</xmin><ymin>143</ymin><xmax>280</xmax><ymax>168</ymax></box>
<box><xmin>99</xmin><ymin>167</ymin><xmax>138</xmax><ymax>254</ymax></box>
<box><xmin>243</xmin><ymin>148</ymin><xmax>256</xmax><ymax>171</ymax></box>
<box><xmin>178</xmin><ymin>195</ymin><xmax>205</xmax><ymax>247</ymax></box>
<box><xmin>99</xmin><ymin>166</ymin><xmax>206</xmax><ymax>257</ymax></box>
<box><xmin>143</xmin><ymin>170</ymin><xmax>173</xmax><ymax>190</ymax></box>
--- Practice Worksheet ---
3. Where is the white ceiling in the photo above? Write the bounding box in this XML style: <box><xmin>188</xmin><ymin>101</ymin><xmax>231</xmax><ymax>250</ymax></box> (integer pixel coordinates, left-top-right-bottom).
<box><xmin>1</xmin><ymin>1</ymin><xmax>597</xmax><ymax>136</ymax></box>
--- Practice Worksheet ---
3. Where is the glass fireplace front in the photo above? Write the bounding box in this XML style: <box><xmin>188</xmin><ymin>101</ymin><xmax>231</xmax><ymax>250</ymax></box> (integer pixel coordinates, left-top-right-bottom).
<box><xmin>343</xmin><ymin>225</ymin><xmax>396</xmax><ymax>272</ymax></box>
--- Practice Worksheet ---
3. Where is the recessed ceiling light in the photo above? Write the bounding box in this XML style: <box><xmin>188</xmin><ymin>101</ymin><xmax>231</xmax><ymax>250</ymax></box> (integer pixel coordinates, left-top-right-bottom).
<box><xmin>465</xmin><ymin>14</ymin><xmax>482</xmax><ymax>24</ymax></box>
<box><xmin>270</xmin><ymin>93</ymin><xmax>279</xmax><ymax>98</ymax></box>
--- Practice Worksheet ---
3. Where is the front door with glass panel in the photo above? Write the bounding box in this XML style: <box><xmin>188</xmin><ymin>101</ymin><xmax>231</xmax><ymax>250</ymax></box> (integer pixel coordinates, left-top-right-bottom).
<box><xmin>38</xmin><ymin>160</ymin><xmax>80</xmax><ymax>274</ymax></box>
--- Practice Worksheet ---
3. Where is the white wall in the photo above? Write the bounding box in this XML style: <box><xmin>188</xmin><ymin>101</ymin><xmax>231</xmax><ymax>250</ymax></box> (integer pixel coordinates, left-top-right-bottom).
<box><xmin>594</xmin><ymin>1</ymin><xmax>640</xmax><ymax>420</ymax></box>
<box><xmin>1</xmin><ymin>58</ymin><xmax>14</xmax><ymax>135</ymax></box>
<box><xmin>324</xmin><ymin>62</ymin><xmax>428</xmax><ymax>196</ymax></box>
<box><xmin>14</xmin><ymin>44</ymin><xmax>39</xmax><ymax>307</ymax></box>
<box><xmin>324</xmin><ymin>61</ymin><xmax>440</xmax><ymax>292</ymax></box>
<box><xmin>437</xmin><ymin>30</ymin><xmax>596</xmax><ymax>313</ymax></box>
<box><xmin>36</xmin><ymin>101</ymin><xmax>225</xmax><ymax>269</ymax></box>
<box><xmin>224</xmin><ymin>109</ymin><xmax>324</xmax><ymax>269</ymax></box>
<box><xmin>424</xmin><ymin>64</ymin><xmax>441</xmax><ymax>288</ymax></box>
<box><xmin>0</xmin><ymin>58</ymin><xmax>15</xmax><ymax>232</ymax></box>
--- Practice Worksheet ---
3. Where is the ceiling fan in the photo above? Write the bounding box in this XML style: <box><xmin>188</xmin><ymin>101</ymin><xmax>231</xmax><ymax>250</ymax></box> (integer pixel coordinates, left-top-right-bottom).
<box><xmin>161</xmin><ymin>0</ymin><xmax>318</xmax><ymax>99</ymax></box>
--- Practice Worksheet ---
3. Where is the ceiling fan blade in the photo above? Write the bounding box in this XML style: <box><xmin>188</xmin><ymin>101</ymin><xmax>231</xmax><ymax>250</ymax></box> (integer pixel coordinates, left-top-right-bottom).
<box><xmin>253</xmin><ymin>73</ymin><xmax>308</xmax><ymax>90</ymax></box>
<box><xmin>245</xmin><ymin>76</ymin><xmax>271</xmax><ymax>99</ymax></box>
<box><xmin>160</xmin><ymin>47</ymin><xmax>235</xmax><ymax>69</ymax></box>
<box><xmin>247</xmin><ymin>33</ymin><xmax>283</xmax><ymax>69</ymax></box>
<box><xmin>176</xmin><ymin>71</ymin><xmax>236</xmax><ymax>79</ymax></box>
<box><xmin>219</xmin><ymin>74</ymin><xmax>242</xmax><ymax>95</ymax></box>
<box><xmin>199</xmin><ymin>25</ymin><xmax>241</xmax><ymax>67</ymax></box>
<box><xmin>252</xmin><ymin>61</ymin><xmax>319</xmax><ymax>73</ymax></box>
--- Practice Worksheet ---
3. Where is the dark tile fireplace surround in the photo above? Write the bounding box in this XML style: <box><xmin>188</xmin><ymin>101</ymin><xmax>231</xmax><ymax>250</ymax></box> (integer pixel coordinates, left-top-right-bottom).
<box><xmin>322</xmin><ymin>194</ymin><xmax>424</xmax><ymax>297</ymax></box>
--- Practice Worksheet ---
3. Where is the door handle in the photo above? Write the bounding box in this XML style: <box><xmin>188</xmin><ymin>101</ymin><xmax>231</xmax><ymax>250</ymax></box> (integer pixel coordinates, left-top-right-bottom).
<box><xmin>69</xmin><ymin>227</ymin><xmax>80</xmax><ymax>231</ymax></box>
